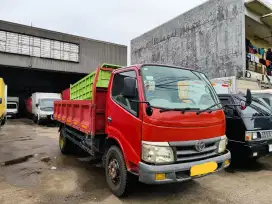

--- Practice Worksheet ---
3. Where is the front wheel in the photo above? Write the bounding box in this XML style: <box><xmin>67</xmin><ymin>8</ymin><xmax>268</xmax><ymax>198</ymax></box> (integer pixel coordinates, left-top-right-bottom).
<box><xmin>1</xmin><ymin>117</ymin><xmax>6</xmax><ymax>126</ymax></box>
<box><xmin>105</xmin><ymin>146</ymin><xmax>129</xmax><ymax>197</ymax></box>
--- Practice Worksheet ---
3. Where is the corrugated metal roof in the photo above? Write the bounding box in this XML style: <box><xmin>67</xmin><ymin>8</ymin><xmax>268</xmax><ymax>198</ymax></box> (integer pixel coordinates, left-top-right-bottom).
<box><xmin>245</xmin><ymin>0</ymin><xmax>272</xmax><ymax>16</ymax></box>
<box><xmin>261</xmin><ymin>13</ymin><xmax>272</xmax><ymax>27</ymax></box>
<box><xmin>0</xmin><ymin>20</ymin><xmax>126</xmax><ymax>48</ymax></box>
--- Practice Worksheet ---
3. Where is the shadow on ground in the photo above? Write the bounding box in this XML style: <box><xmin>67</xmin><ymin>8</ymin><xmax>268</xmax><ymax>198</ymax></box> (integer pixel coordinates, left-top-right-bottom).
<box><xmin>225</xmin><ymin>156</ymin><xmax>272</xmax><ymax>173</ymax></box>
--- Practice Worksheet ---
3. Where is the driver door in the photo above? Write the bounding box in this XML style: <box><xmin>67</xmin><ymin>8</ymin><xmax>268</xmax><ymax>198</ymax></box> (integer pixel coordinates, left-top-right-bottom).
<box><xmin>106</xmin><ymin>68</ymin><xmax>142</xmax><ymax>167</ymax></box>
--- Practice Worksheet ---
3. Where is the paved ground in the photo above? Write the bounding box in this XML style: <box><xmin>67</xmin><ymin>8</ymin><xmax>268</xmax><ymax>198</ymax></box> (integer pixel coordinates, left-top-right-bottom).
<box><xmin>1</xmin><ymin>119</ymin><xmax>272</xmax><ymax>204</ymax></box>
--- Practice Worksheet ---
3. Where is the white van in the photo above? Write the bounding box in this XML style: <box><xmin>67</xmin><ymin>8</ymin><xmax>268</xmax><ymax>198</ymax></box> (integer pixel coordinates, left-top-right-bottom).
<box><xmin>31</xmin><ymin>92</ymin><xmax>61</xmax><ymax>124</ymax></box>
<box><xmin>210</xmin><ymin>76</ymin><xmax>261</xmax><ymax>94</ymax></box>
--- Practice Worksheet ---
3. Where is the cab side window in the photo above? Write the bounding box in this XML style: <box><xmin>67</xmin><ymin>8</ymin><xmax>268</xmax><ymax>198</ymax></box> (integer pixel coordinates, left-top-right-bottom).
<box><xmin>111</xmin><ymin>70</ymin><xmax>139</xmax><ymax>116</ymax></box>
<box><xmin>220</xmin><ymin>98</ymin><xmax>237</xmax><ymax>117</ymax></box>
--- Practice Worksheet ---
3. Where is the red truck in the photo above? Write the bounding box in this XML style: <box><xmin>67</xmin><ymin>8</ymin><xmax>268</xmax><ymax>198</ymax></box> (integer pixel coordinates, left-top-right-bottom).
<box><xmin>54</xmin><ymin>64</ymin><xmax>234</xmax><ymax>196</ymax></box>
<box><xmin>61</xmin><ymin>88</ymin><xmax>70</xmax><ymax>100</ymax></box>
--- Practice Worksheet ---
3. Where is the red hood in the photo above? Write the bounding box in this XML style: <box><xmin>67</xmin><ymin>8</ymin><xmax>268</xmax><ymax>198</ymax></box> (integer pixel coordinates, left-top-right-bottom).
<box><xmin>142</xmin><ymin>109</ymin><xmax>225</xmax><ymax>142</ymax></box>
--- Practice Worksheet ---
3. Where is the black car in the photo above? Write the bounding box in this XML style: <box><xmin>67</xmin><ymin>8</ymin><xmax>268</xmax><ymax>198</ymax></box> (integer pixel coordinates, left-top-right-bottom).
<box><xmin>218</xmin><ymin>94</ymin><xmax>272</xmax><ymax>160</ymax></box>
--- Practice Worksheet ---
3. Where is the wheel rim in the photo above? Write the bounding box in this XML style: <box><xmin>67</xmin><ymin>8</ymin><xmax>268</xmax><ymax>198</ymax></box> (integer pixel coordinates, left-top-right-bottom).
<box><xmin>59</xmin><ymin>136</ymin><xmax>64</xmax><ymax>149</ymax></box>
<box><xmin>108</xmin><ymin>158</ymin><xmax>120</xmax><ymax>185</ymax></box>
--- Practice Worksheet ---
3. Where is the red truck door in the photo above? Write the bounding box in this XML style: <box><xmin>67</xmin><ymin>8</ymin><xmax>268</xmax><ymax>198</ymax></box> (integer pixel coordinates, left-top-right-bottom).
<box><xmin>106</xmin><ymin>68</ymin><xmax>142</xmax><ymax>168</ymax></box>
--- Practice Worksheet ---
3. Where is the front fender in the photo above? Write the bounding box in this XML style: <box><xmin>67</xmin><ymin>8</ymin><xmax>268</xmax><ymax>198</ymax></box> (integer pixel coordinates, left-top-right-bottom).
<box><xmin>107</xmin><ymin>126</ymin><xmax>140</xmax><ymax>170</ymax></box>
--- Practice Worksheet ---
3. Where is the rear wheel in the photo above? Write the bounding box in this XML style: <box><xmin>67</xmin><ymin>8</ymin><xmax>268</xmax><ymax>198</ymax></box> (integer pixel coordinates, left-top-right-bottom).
<box><xmin>59</xmin><ymin>128</ymin><xmax>75</xmax><ymax>154</ymax></box>
<box><xmin>105</xmin><ymin>146</ymin><xmax>129</xmax><ymax>197</ymax></box>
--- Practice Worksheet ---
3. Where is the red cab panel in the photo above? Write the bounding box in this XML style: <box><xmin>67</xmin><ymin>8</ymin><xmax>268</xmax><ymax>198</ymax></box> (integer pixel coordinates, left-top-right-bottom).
<box><xmin>142</xmin><ymin>109</ymin><xmax>226</xmax><ymax>142</ymax></box>
<box><xmin>62</xmin><ymin>88</ymin><xmax>70</xmax><ymax>100</ymax></box>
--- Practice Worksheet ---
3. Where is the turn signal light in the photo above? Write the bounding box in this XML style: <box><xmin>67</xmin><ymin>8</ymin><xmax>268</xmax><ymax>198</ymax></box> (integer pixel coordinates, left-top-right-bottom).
<box><xmin>245</xmin><ymin>135</ymin><xmax>251</xmax><ymax>141</ymax></box>
<box><xmin>224</xmin><ymin>160</ymin><xmax>230</xmax><ymax>167</ymax></box>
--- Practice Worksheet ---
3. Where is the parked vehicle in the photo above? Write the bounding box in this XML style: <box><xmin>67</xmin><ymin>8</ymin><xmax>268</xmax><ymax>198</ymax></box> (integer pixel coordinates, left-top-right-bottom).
<box><xmin>32</xmin><ymin>92</ymin><xmax>61</xmax><ymax>124</ymax></box>
<box><xmin>61</xmin><ymin>88</ymin><xmax>70</xmax><ymax>100</ymax></box>
<box><xmin>210</xmin><ymin>76</ymin><xmax>262</xmax><ymax>95</ymax></box>
<box><xmin>218</xmin><ymin>93</ymin><xmax>272</xmax><ymax>160</ymax></box>
<box><xmin>54</xmin><ymin>64</ymin><xmax>238</xmax><ymax>196</ymax></box>
<box><xmin>0</xmin><ymin>78</ymin><xmax>7</xmax><ymax>126</ymax></box>
<box><xmin>7</xmin><ymin>97</ymin><xmax>19</xmax><ymax>118</ymax></box>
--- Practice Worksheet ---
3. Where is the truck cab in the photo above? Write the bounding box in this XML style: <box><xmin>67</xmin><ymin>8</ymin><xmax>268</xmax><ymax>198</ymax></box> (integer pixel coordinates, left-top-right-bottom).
<box><xmin>218</xmin><ymin>94</ymin><xmax>272</xmax><ymax>160</ymax></box>
<box><xmin>55</xmin><ymin>64</ymin><xmax>231</xmax><ymax>196</ymax></box>
<box><xmin>32</xmin><ymin>93</ymin><xmax>61</xmax><ymax>124</ymax></box>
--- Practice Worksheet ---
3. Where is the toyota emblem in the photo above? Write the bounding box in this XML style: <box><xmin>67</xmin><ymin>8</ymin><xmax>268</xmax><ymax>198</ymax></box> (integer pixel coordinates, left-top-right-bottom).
<box><xmin>195</xmin><ymin>141</ymin><xmax>205</xmax><ymax>152</ymax></box>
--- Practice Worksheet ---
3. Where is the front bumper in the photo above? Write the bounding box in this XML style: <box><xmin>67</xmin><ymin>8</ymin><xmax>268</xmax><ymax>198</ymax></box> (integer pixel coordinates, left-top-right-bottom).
<box><xmin>139</xmin><ymin>150</ymin><xmax>230</xmax><ymax>184</ymax></box>
<box><xmin>39</xmin><ymin>114</ymin><xmax>54</xmax><ymax>120</ymax></box>
<box><xmin>6</xmin><ymin>112</ymin><xmax>17</xmax><ymax>117</ymax></box>
<box><xmin>245</xmin><ymin>140</ymin><xmax>272</xmax><ymax>158</ymax></box>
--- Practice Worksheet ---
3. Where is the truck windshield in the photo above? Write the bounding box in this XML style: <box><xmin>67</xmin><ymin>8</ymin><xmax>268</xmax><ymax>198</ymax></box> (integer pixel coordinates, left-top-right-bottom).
<box><xmin>7</xmin><ymin>103</ymin><xmax>17</xmax><ymax>109</ymax></box>
<box><xmin>141</xmin><ymin>65</ymin><xmax>220</xmax><ymax>110</ymax></box>
<box><xmin>40</xmin><ymin>99</ymin><xmax>58</xmax><ymax>108</ymax></box>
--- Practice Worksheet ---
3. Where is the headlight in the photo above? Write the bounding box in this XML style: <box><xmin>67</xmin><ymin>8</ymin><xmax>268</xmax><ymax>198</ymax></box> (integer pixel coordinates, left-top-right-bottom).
<box><xmin>218</xmin><ymin>136</ymin><xmax>228</xmax><ymax>153</ymax></box>
<box><xmin>142</xmin><ymin>141</ymin><xmax>174</xmax><ymax>164</ymax></box>
<box><xmin>245</xmin><ymin>131</ymin><xmax>258</xmax><ymax>141</ymax></box>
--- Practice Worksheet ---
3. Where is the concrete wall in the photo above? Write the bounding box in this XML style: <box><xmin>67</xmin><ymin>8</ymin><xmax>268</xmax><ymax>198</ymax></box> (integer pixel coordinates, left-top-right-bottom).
<box><xmin>0</xmin><ymin>20</ymin><xmax>127</xmax><ymax>74</ymax></box>
<box><xmin>131</xmin><ymin>0</ymin><xmax>245</xmax><ymax>78</ymax></box>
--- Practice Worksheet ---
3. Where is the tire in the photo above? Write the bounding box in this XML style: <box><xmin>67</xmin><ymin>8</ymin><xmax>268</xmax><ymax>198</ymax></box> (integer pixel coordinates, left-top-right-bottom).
<box><xmin>1</xmin><ymin>117</ymin><xmax>6</xmax><ymax>126</ymax></box>
<box><xmin>33</xmin><ymin>115</ymin><xmax>37</xmax><ymax>123</ymax></box>
<box><xmin>59</xmin><ymin>128</ymin><xmax>76</xmax><ymax>154</ymax></box>
<box><xmin>105</xmin><ymin>146</ymin><xmax>129</xmax><ymax>197</ymax></box>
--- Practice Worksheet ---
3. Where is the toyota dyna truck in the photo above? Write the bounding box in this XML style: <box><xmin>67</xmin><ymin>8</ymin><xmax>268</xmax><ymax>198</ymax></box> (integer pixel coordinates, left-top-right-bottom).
<box><xmin>54</xmin><ymin>64</ymin><xmax>232</xmax><ymax>197</ymax></box>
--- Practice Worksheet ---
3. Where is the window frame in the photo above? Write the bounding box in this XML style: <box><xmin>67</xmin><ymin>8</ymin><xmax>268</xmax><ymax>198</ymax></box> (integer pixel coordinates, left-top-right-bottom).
<box><xmin>110</xmin><ymin>69</ymin><xmax>139</xmax><ymax>117</ymax></box>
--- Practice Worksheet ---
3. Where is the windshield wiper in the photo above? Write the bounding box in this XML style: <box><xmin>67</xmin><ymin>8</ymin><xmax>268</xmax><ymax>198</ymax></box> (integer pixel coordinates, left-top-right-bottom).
<box><xmin>196</xmin><ymin>103</ymin><xmax>221</xmax><ymax>115</ymax></box>
<box><xmin>160</xmin><ymin>107</ymin><xmax>200</xmax><ymax>114</ymax></box>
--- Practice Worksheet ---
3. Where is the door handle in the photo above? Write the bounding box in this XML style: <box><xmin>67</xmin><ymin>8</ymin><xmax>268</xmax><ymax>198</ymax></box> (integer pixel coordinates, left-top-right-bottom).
<box><xmin>107</xmin><ymin>117</ymin><xmax>112</xmax><ymax>122</ymax></box>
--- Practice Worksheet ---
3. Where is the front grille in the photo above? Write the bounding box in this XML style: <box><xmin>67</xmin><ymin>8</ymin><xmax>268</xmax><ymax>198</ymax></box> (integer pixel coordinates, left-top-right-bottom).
<box><xmin>260</xmin><ymin>131</ymin><xmax>272</xmax><ymax>140</ymax></box>
<box><xmin>170</xmin><ymin>138</ymin><xmax>220</xmax><ymax>163</ymax></box>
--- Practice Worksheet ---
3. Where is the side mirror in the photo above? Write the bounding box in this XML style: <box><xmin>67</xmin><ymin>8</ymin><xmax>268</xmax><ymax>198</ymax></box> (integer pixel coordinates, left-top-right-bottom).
<box><xmin>36</xmin><ymin>103</ymin><xmax>39</xmax><ymax>107</ymax></box>
<box><xmin>0</xmin><ymin>98</ymin><xmax>2</xmax><ymax>104</ymax></box>
<box><xmin>122</xmin><ymin>77</ymin><xmax>137</xmax><ymax>99</ymax></box>
<box><xmin>246</xmin><ymin>89</ymin><xmax>252</xmax><ymax>106</ymax></box>
<box><xmin>146</xmin><ymin>105</ymin><xmax>153</xmax><ymax>116</ymax></box>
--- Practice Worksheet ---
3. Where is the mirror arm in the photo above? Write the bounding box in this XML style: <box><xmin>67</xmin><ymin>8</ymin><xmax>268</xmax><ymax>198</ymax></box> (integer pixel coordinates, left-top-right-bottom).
<box><xmin>224</xmin><ymin>104</ymin><xmax>241</xmax><ymax>107</ymax></box>
<box><xmin>223</xmin><ymin>104</ymin><xmax>237</xmax><ymax>111</ymax></box>
<box><xmin>129</xmin><ymin>99</ymin><xmax>150</xmax><ymax>106</ymax></box>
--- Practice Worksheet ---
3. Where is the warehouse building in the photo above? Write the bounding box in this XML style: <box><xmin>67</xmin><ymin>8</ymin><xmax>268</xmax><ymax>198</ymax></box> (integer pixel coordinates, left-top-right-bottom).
<box><xmin>0</xmin><ymin>20</ymin><xmax>127</xmax><ymax>116</ymax></box>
